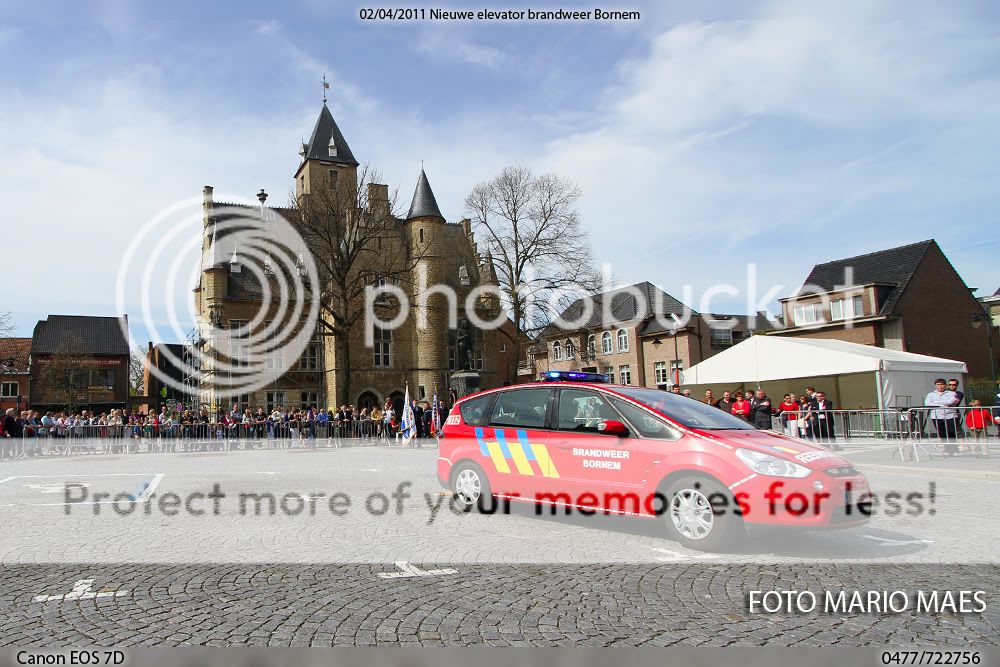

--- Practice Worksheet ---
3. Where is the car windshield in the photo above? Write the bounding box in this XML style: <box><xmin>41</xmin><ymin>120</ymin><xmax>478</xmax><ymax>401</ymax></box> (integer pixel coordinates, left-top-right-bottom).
<box><xmin>613</xmin><ymin>387</ymin><xmax>757</xmax><ymax>431</ymax></box>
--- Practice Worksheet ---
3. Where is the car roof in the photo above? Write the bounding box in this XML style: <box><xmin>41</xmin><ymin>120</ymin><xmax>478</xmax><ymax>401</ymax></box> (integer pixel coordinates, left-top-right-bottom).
<box><xmin>456</xmin><ymin>381</ymin><xmax>630</xmax><ymax>404</ymax></box>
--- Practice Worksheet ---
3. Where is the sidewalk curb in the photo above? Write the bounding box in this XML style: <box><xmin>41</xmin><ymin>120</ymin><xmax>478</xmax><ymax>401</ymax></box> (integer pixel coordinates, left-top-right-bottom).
<box><xmin>852</xmin><ymin>462</ymin><xmax>1000</xmax><ymax>482</ymax></box>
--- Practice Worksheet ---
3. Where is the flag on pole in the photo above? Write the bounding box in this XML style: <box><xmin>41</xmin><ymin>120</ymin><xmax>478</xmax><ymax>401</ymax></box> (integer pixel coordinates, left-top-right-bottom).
<box><xmin>432</xmin><ymin>387</ymin><xmax>441</xmax><ymax>438</ymax></box>
<box><xmin>401</xmin><ymin>384</ymin><xmax>416</xmax><ymax>446</ymax></box>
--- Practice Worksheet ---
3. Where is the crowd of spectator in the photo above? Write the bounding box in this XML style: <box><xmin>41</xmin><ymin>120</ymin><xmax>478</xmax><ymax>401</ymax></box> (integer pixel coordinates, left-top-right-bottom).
<box><xmin>678</xmin><ymin>385</ymin><xmax>843</xmax><ymax>449</ymax></box>
<box><xmin>0</xmin><ymin>398</ymin><xmax>451</xmax><ymax>459</ymax></box>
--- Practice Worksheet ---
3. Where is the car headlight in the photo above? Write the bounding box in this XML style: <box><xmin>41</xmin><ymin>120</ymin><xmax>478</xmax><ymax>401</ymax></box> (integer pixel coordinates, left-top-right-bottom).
<box><xmin>735</xmin><ymin>448</ymin><xmax>811</xmax><ymax>478</ymax></box>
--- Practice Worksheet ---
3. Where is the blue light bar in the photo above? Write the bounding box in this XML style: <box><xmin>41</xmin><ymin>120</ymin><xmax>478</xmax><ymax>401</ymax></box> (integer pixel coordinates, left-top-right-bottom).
<box><xmin>540</xmin><ymin>371</ymin><xmax>610</xmax><ymax>383</ymax></box>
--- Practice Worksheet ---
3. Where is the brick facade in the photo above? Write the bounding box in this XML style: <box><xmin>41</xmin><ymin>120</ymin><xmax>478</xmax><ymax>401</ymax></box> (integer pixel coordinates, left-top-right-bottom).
<box><xmin>776</xmin><ymin>241</ymin><xmax>995</xmax><ymax>378</ymax></box>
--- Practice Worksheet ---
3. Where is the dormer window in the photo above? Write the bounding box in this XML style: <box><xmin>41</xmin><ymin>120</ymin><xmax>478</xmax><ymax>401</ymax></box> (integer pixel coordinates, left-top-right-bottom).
<box><xmin>328</xmin><ymin>140</ymin><xmax>337</xmax><ymax>157</ymax></box>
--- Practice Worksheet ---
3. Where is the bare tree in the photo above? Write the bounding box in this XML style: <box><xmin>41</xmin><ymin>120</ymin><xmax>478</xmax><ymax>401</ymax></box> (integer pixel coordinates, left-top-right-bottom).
<box><xmin>129</xmin><ymin>348</ymin><xmax>147</xmax><ymax>396</ymax></box>
<box><xmin>465</xmin><ymin>165</ymin><xmax>604</xmax><ymax>381</ymax></box>
<box><xmin>33</xmin><ymin>335</ymin><xmax>90</xmax><ymax>414</ymax></box>
<box><xmin>288</xmin><ymin>164</ymin><xmax>425</xmax><ymax>407</ymax></box>
<box><xmin>0</xmin><ymin>311</ymin><xmax>13</xmax><ymax>338</ymax></box>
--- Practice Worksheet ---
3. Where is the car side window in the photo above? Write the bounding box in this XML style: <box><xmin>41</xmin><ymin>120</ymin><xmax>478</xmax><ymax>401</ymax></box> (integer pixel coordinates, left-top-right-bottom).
<box><xmin>610</xmin><ymin>397</ymin><xmax>682</xmax><ymax>440</ymax></box>
<box><xmin>459</xmin><ymin>394</ymin><xmax>493</xmax><ymax>427</ymax></box>
<box><xmin>489</xmin><ymin>389</ymin><xmax>552</xmax><ymax>429</ymax></box>
<box><xmin>557</xmin><ymin>389</ymin><xmax>620</xmax><ymax>434</ymax></box>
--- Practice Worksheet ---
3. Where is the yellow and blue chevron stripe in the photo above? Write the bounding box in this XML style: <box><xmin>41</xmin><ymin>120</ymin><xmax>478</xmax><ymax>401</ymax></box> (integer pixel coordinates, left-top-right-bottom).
<box><xmin>474</xmin><ymin>427</ymin><xmax>560</xmax><ymax>478</ymax></box>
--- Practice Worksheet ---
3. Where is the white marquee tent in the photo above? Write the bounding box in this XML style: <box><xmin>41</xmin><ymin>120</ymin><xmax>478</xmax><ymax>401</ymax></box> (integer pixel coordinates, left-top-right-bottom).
<box><xmin>682</xmin><ymin>336</ymin><xmax>968</xmax><ymax>410</ymax></box>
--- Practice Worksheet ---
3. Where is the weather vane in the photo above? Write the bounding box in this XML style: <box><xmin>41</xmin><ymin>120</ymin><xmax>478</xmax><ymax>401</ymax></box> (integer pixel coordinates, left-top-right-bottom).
<box><xmin>322</xmin><ymin>73</ymin><xmax>329</xmax><ymax>104</ymax></box>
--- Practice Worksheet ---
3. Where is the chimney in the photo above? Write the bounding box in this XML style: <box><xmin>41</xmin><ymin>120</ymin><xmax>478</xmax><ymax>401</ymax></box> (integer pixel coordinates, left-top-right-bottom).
<box><xmin>203</xmin><ymin>186</ymin><xmax>214</xmax><ymax>228</ymax></box>
<box><xmin>368</xmin><ymin>183</ymin><xmax>389</xmax><ymax>219</ymax></box>
<box><xmin>460</xmin><ymin>217</ymin><xmax>472</xmax><ymax>236</ymax></box>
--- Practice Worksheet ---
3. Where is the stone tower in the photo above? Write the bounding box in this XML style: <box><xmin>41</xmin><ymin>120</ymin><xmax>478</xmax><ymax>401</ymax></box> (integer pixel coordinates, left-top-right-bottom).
<box><xmin>406</xmin><ymin>168</ymin><xmax>449</xmax><ymax>398</ymax></box>
<box><xmin>294</xmin><ymin>102</ymin><xmax>359</xmax><ymax>203</ymax></box>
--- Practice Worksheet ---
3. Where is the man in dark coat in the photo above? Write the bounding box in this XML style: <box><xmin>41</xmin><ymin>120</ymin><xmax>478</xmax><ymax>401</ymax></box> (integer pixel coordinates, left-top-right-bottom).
<box><xmin>810</xmin><ymin>391</ymin><xmax>841</xmax><ymax>450</ymax></box>
<box><xmin>749</xmin><ymin>390</ymin><xmax>775</xmax><ymax>430</ymax></box>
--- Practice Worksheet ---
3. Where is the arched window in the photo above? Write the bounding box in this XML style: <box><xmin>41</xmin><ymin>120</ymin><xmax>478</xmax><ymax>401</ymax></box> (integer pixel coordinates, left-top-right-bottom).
<box><xmin>553</xmin><ymin>340</ymin><xmax>563</xmax><ymax>361</ymax></box>
<box><xmin>587</xmin><ymin>334</ymin><xmax>596</xmax><ymax>358</ymax></box>
<box><xmin>601</xmin><ymin>331</ymin><xmax>613</xmax><ymax>354</ymax></box>
<box><xmin>565</xmin><ymin>339</ymin><xmax>576</xmax><ymax>359</ymax></box>
<box><xmin>617</xmin><ymin>329</ymin><xmax>629</xmax><ymax>352</ymax></box>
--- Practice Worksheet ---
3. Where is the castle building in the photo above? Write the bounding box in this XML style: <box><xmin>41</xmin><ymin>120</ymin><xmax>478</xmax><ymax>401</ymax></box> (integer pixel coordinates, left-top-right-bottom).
<box><xmin>191</xmin><ymin>102</ymin><xmax>499</xmax><ymax>412</ymax></box>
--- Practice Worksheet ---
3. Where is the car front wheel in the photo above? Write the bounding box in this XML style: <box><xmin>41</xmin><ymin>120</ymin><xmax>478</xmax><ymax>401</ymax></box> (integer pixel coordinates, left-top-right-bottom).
<box><xmin>662</xmin><ymin>475</ymin><xmax>744</xmax><ymax>551</ymax></box>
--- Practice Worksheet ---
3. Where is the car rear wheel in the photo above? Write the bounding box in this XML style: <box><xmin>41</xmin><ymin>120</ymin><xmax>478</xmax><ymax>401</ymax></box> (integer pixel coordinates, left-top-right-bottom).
<box><xmin>451</xmin><ymin>462</ymin><xmax>492</xmax><ymax>512</ymax></box>
<box><xmin>662</xmin><ymin>475</ymin><xmax>744</xmax><ymax>552</ymax></box>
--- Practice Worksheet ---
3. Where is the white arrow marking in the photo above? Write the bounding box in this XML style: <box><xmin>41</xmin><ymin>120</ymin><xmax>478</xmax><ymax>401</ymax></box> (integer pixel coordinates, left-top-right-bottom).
<box><xmin>377</xmin><ymin>561</ymin><xmax>457</xmax><ymax>579</ymax></box>
<box><xmin>652</xmin><ymin>547</ymin><xmax>718</xmax><ymax>561</ymax></box>
<box><xmin>862</xmin><ymin>535</ymin><xmax>934</xmax><ymax>547</ymax></box>
<box><xmin>34</xmin><ymin>579</ymin><xmax>129</xmax><ymax>602</ymax></box>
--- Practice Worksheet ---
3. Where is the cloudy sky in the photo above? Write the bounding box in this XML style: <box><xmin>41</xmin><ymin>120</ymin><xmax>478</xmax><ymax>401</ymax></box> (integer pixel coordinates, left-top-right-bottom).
<box><xmin>2</xmin><ymin>0</ymin><xmax>999</xmax><ymax>343</ymax></box>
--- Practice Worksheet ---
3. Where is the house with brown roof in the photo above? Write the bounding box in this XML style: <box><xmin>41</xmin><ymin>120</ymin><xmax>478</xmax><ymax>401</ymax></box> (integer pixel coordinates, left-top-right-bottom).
<box><xmin>0</xmin><ymin>338</ymin><xmax>31</xmax><ymax>413</ymax></box>
<box><xmin>29</xmin><ymin>315</ymin><xmax>131</xmax><ymax>412</ymax></box>
<box><xmin>774</xmin><ymin>240</ymin><xmax>997</xmax><ymax>379</ymax></box>
<box><xmin>518</xmin><ymin>282</ymin><xmax>770</xmax><ymax>388</ymax></box>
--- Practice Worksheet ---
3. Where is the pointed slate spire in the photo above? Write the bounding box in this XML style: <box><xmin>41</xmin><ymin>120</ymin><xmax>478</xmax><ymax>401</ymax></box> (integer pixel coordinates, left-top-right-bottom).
<box><xmin>482</xmin><ymin>251</ymin><xmax>498</xmax><ymax>283</ymax></box>
<box><xmin>406</xmin><ymin>168</ymin><xmax>444</xmax><ymax>221</ymax></box>
<box><xmin>302</xmin><ymin>104</ymin><xmax>359</xmax><ymax>166</ymax></box>
<box><xmin>204</xmin><ymin>226</ymin><xmax>224</xmax><ymax>271</ymax></box>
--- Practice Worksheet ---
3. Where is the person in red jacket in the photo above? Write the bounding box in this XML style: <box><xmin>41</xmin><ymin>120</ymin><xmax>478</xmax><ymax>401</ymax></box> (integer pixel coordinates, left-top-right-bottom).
<box><xmin>965</xmin><ymin>399</ymin><xmax>993</xmax><ymax>459</ymax></box>
<box><xmin>731</xmin><ymin>391</ymin><xmax>751</xmax><ymax>421</ymax></box>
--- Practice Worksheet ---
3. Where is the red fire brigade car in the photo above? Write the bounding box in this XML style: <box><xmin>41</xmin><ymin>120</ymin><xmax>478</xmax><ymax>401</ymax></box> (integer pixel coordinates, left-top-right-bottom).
<box><xmin>438</xmin><ymin>372</ymin><xmax>870</xmax><ymax>551</ymax></box>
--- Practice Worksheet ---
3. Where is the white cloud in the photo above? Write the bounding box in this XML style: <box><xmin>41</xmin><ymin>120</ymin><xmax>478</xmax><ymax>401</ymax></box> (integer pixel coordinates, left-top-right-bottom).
<box><xmin>415</xmin><ymin>29</ymin><xmax>508</xmax><ymax>70</ymax></box>
<box><xmin>534</xmin><ymin>3</ymin><xmax>1000</xmax><ymax>309</ymax></box>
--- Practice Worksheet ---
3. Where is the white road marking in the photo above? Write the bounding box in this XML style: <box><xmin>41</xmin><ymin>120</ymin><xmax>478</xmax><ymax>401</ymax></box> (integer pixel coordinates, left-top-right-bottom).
<box><xmin>0</xmin><ymin>477</ymin><xmax>16</xmax><ymax>485</ymax></box>
<box><xmin>34</xmin><ymin>579</ymin><xmax>129</xmax><ymax>603</ymax></box>
<box><xmin>10</xmin><ymin>473</ymin><xmax>158</xmax><ymax>478</ymax></box>
<box><xmin>360</xmin><ymin>468</ymin><xmax>383</xmax><ymax>472</ymax></box>
<box><xmin>135</xmin><ymin>473</ymin><xmax>163</xmax><ymax>502</ymax></box>
<box><xmin>652</xmin><ymin>547</ymin><xmax>718</xmax><ymax>561</ymax></box>
<box><xmin>24</xmin><ymin>483</ymin><xmax>88</xmax><ymax>494</ymax></box>
<box><xmin>377</xmin><ymin>561</ymin><xmax>457</xmax><ymax>579</ymax></box>
<box><xmin>862</xmin><ymin>534</ymin><xmax>934</xmax><ymax>547</ymax></box>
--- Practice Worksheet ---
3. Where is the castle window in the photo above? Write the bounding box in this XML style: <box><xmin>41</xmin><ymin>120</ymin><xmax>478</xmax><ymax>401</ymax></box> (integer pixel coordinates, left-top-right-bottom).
<box><xmin>374</xmin><ymin>326</ymin><xmax>391</xmax><ymax>368</ymax></box>
<box><xmin>565</xmin><ymin>339</ymin><xmax>575</xmax><ymax>359</ymax></box>
<box><xmin>553</xmin><ymin>340</ymin><xmax>563</xmax><ymax>361</ymax></box>
<box><xmin>299</xmin><ymin>344</ymin><xmax>319</xmax><ymax>370</ymax></box>
<box><xmin>329</xmin><ymin>169</ymin><xmax>338</xmax><ymax>187</ymax></box>
<box><xmin>419</xmin><ymin>228</ymin><xmax>424</xmax><ymax>244</ymax></box>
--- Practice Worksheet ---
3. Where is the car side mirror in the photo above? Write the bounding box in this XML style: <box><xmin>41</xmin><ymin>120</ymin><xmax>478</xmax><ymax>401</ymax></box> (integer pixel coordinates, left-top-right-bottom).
<box><xmin>597</xmin><ymin>419</ymin><xmax>628</xmax><ymax>437</ymax></box>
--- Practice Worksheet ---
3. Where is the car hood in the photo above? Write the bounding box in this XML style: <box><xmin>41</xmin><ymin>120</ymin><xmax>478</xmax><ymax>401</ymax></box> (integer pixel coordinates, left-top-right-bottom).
<box><xmin>698</xmin><ymin>428</ymin><xmax>851</xmax><ymax>469</ymax></box>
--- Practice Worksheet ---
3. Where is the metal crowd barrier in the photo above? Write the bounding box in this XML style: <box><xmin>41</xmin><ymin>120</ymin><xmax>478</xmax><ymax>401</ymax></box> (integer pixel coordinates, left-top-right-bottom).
<box><xmin>0</xmin><ymin>418</ymin><xmax>436</xmax><ymax>458</ymax></box>
<box><xmin>768</xmin><ymin>405</ymin><xmax>998</xmax><ymax>460</ymax></box>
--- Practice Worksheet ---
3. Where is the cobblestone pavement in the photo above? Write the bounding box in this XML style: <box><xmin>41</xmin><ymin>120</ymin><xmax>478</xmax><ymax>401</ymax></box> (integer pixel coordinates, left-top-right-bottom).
<box><xmin>0</xmin><ymin>564</ymin><xmax>997</xmax><ymax>646</ymax></box>
<box><xmin>0</xmin><ymin>447</ymin><xmax>997</xmax><ymax>646</ymax></box>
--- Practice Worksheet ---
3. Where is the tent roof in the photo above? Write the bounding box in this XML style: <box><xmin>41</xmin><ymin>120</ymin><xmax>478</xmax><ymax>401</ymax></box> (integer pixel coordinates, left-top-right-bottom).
<box><xmin>684</xmin><ymin>336</ymin><xmax>967</xmax><ymax>384</ymax></box>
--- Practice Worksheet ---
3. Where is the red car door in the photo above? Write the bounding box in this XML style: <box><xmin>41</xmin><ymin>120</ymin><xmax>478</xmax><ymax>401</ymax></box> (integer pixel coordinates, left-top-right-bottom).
<box><xmin>479</xmin><ymin>387</ymin><xmax>556</xmax><ymax>502</ymax></box>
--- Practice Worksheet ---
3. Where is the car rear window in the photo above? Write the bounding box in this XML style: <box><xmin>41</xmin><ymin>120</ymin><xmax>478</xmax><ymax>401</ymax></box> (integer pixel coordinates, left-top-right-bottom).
<box><xmin>459</xmin><ymin>394</ymin><xmax>492</xmax><ymax>427</ymax></box>
<box><xmin>614</xmin><ymin>387</ymin><xmax>756</xmax><ymax>430</ymax></box>
<box><xmin>489</xmin><ymin>388</ymin><xmax>551</xmax><ymax>429</ymax></box>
